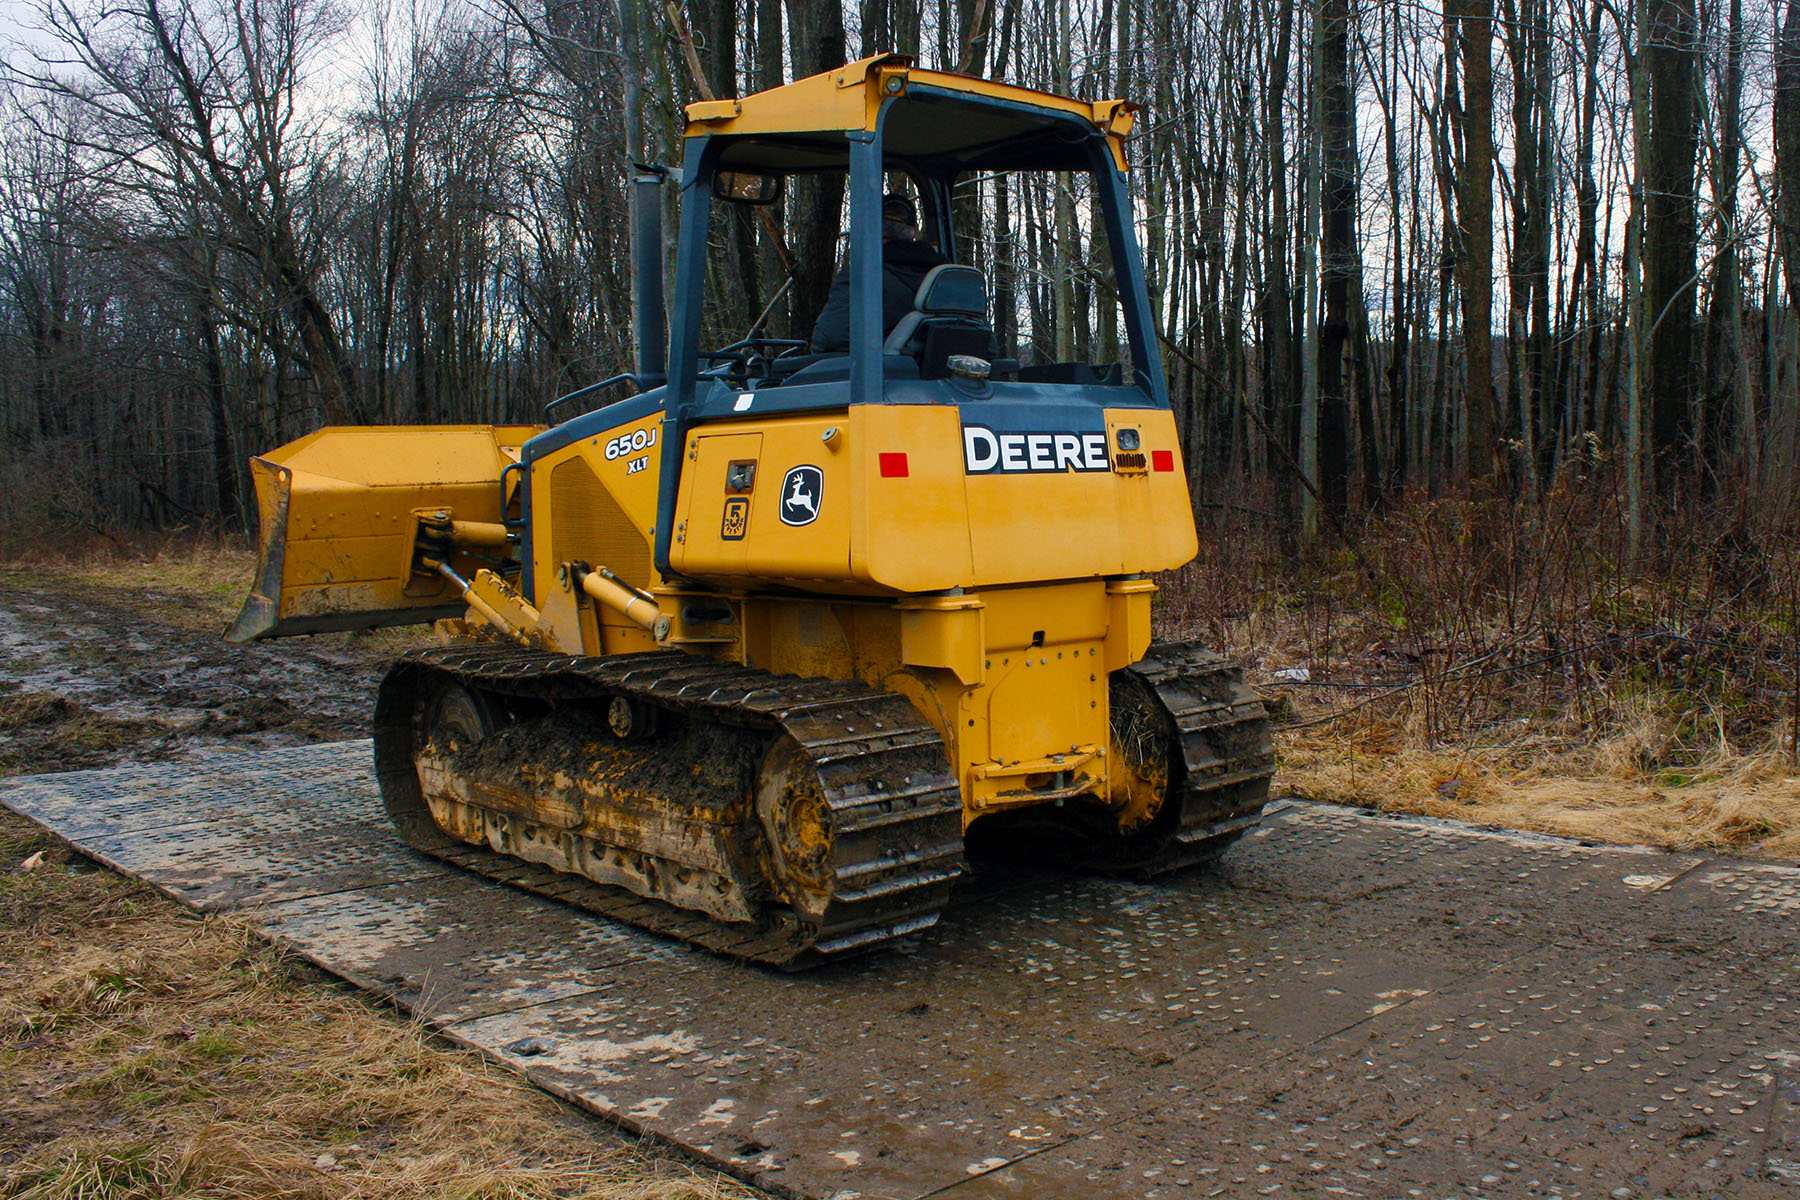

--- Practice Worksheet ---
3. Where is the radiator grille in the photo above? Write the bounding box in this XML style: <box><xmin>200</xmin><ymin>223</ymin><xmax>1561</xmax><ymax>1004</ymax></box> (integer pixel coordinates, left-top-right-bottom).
<box><xmin>549</xmin><ymin>456</ymin><xmax>652</xmax><ymax>588</ymax></box>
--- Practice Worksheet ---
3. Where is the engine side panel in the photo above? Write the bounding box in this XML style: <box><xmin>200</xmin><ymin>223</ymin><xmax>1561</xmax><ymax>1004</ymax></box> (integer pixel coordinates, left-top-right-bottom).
<box><xmin>670</xmin><ymin>403</ymin><xmax>1198</xmax><ymax>595</ymax></box>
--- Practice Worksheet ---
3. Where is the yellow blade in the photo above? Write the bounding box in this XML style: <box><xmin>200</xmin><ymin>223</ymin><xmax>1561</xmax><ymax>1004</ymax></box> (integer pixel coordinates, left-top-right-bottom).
<box><xmin>225</xmin><ymin>425</ymin><xmax>540</xmax><ymax>642</ymax></box>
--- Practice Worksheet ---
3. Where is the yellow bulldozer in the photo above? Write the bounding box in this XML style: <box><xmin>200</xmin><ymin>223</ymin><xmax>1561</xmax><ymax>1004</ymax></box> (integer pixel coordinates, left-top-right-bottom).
<box><xmin>228</xmin><ymin>55</ymin><xmax>1273</xmax><ymax>968</ymax></box>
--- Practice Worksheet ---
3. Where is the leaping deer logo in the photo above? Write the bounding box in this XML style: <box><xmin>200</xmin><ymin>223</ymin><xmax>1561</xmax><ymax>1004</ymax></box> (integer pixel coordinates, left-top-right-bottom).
<box><xmin>780</xmin><ymin>466</ymin><xmax>823</xmax><ymax>526</ymax></box>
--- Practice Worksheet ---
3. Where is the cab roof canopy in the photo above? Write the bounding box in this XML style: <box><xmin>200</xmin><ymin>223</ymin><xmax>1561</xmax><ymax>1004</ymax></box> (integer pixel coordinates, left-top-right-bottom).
<box><xmin>683</xmin><ymin>53</ymin><xmax>1137</xmax><ymax>176</ymax></box>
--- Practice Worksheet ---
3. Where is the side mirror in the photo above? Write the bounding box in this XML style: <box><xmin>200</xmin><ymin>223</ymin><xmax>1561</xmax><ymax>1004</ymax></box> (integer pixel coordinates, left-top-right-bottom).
<box><xmin>713</xmin><ymin>171</ymin><xmax>783</xmax><ymax>205</ymax></box>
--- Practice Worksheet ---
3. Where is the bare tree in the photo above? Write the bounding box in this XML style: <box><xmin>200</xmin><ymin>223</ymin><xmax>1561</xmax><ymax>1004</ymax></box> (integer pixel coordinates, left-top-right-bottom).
<box><xmin>1778</xmin><ymin>1</ymin><xmax>1800</xmax><ymax>332</ymax></box>
<box><xmin>1453</xmin><ymin>0</ymin><xmax>1499</xmax><ymax>485</ymax></box>
<box><xmin>13</xmin><ymin>0</ymin><xmax>359</xmax><ymax>421</ymax></box>
<box><xmin>1642</xmin><ymin>0</ymin><xmax>1701</xmax><ymax>498</ymax></box>
<box><xmin>0</xmin><ymin>0</ymin><xmax>1793</xmax><ymax>553</ymax></box>
<box><xmin>1703</xmin><ymin>0</ymin><xmax>1746</xmax><ymax>486</ymax></box>
<box><xmin>784</xmin><ymin>0</ymin><xmax>847</xmax><ymax>341</ymax></box>
<box><xmin>1316</xmin><ymin>0</ymin><xmax>1356</xmax><ymax>518</ymax></box>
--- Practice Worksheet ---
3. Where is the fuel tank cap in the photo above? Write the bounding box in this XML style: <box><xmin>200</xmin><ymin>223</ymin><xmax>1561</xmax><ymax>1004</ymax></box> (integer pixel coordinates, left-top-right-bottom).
<box><xmin>947</xmin><ymin>354</ymin><xmax>991</xmax><ymax>381</ymax></box>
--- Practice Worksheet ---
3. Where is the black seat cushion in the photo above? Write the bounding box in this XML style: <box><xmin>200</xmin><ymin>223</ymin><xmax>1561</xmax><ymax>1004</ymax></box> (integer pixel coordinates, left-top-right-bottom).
<box><xmin>917</xmin><ymin>321</ymin><xmax>1000</xmax><ymax>380</ymax></box>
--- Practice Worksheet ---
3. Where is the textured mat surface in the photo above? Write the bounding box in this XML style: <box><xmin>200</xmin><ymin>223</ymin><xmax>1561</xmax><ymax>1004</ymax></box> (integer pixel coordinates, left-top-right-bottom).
<box><xmin>5</xmin><ymin>743</ymin><xmax>1799</xmax><ymax>1199</ymax></box>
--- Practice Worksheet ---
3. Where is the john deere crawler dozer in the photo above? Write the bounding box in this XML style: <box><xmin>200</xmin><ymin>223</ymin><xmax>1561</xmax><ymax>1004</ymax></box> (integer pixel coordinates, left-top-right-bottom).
<box><xmin>228</xmin><ymin>56</ymin><xmax>1274</xmax><ymax>967</ymax></box>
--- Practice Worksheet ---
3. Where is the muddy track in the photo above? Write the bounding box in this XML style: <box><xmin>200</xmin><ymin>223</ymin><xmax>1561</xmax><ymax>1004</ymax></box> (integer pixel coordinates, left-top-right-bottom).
<box><xmin>0</xmin><ymin>570</ymin><xmax>393</xmax><ymax>775</ymax></box>
<box><xmin>373</xmin><ymin>643</ymin><xmax>968</xmax><ymax>968</ymax></box>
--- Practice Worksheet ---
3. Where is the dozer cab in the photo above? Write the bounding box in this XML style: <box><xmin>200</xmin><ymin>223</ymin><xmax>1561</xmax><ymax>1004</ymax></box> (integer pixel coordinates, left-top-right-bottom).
<box><xmin>228</xmin><ymin>55</ymin><xmax>1274</xmax><ymax>967</ymax></box>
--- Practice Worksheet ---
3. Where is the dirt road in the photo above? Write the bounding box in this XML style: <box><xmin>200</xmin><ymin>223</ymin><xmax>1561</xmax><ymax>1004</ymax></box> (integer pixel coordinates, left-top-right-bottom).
<box><xmin>9</xmin><ymin>555</ymin><xmax>1799</xmax><ymax>1199</ymax></box>
<box><xmin>11</xmin><ymin>742</ymin><xmax>1800</xmax><ymax>1199</ymax></box>
<box><xmin>0</xmin><ymin>564</ymin><xmax>389</xmax><ymax>776</ymax></box>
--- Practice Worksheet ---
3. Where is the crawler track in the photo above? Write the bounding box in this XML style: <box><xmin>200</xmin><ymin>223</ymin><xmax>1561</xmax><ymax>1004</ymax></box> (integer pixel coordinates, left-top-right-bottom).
<box><xmin>372</xmin><ymin>640</ymin><xmax>1270</xmax><ymax>966</ymax></box>
<box><xmin>373</xmin><ymin>644</ymin><xmax>965</xmax><ymax>968</ymax></box>
<box><xmin>981</xmin><ymin>639</ymin><xmax>1275</xmax><ymax>874</ymax></box>
<box><xmin>1107</xmin><ymin>639</ymin><xmax>1277</xmax><ymax>873</ymax></box>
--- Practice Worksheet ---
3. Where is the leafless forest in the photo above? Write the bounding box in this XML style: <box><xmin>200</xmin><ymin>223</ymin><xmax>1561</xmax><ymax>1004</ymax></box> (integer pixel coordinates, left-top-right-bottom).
<box><xmin>1</xmin><ymin>0</ymin><xmax>1799</xmax><ymax>880</ymax></box>
<box><xmin>0</xmin><ymin>0</ymin><xmax>1795</xmax><ymax>554</ymax></box>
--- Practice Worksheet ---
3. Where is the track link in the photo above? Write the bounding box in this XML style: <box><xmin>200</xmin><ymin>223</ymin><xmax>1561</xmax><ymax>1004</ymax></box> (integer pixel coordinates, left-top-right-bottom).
<box><xmin>374</xmin><ymin>643</ymin><xmax>965</xmax><ymax>969</ymax></box>
<box><xmin>1101</xmin><ymin>639</ymin><xmax>1276</xmax><ymax>874</ymax></box>
<box><xmin>979</xmin><ymin>639</ymin><xmax>1274</xmax><ymax>875</ymax></box>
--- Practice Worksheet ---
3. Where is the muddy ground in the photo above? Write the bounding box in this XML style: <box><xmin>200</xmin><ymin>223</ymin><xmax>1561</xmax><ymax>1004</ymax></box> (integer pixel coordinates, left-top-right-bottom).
<box><xmin>7</xmin><ymin>551</ymin><xmax>1797</xmax><ymax>1200</ymax></box>
<box><xmin>0</xmin><ymin>561</ymin><xmax>762</xmax><ymax>1199</ymax></box>
<box><xmin>0</xmin><ymin>565</ymin><xmax>395</xmax><ymax>777</ymax></box>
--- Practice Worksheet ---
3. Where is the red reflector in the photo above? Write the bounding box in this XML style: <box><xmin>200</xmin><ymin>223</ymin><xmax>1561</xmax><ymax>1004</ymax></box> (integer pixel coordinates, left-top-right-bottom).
<box><xmin>878</xmin><ymin>452</ymin><xmax>909</xmax><ymax>478</ymax></box>
<box><xmin>1151</xmin><ymin>449</ymin><xmax>1175</xmax><ymax>472</ymax></box>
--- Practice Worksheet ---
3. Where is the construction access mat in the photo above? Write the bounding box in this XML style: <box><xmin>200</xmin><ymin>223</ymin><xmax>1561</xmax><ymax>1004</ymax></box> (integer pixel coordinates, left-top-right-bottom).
<box><xmin>5</xmin><ymin>741</ymin><xmax>1800</xmax><ymax>1200</ymax></box>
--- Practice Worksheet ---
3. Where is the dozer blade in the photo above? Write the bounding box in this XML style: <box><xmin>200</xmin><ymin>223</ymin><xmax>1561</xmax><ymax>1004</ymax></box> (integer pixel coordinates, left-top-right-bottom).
<box><xmin>226</xmin><ymin>425</ymin><xmax>540</xmax><ymax>643</ymax></box>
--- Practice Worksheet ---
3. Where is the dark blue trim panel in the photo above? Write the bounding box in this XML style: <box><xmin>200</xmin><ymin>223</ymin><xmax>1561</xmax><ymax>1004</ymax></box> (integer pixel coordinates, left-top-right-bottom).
<box><xmin>686</xmin><ymin>377</ymin><xmax>1156</xmax><ymax>425</ymax></box>
<box><xmin>522</xmin><ymin>388</ymin><xmax>667</xmax><ymax>466</ymax></box>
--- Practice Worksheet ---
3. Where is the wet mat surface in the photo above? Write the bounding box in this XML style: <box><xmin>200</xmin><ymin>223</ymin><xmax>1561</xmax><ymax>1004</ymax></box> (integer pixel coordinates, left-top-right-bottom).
<box><xmin>5</xmin><ymin>742</ymin><xmax>1799</xmax><ymax>1199</ymax></box>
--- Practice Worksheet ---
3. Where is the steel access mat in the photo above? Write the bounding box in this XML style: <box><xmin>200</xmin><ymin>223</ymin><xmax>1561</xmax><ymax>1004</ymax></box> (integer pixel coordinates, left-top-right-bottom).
<box><xmin>5</xmin><ymin>741</ymin><xmax>1799</xmax><ymax>1199</ymax></box>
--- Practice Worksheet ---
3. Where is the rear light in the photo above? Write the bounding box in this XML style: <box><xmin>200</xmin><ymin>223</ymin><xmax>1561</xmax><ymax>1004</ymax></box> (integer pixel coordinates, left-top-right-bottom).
<box><xmin>1151</xmin><ymin>449</ymin><xmax>1175</xmax><ymax>472</ymax></box>
<box><xmin>878</xmin><ymin>452</ymin><xmax>909</xmax><ymax>478</ymax></box>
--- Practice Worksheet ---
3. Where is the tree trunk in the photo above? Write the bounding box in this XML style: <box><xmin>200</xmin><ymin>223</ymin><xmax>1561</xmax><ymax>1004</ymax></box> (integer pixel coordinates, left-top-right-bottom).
<box><xmin>1775</xmin><ymin>3</ymin><xmax>1800</xmax><ymax>366</ymax></box>
<box><xmin>1317</xmin><ymin>0</ymin><xmax>1356</xmax><ymax>518</ymax></box>
<box><xmin>1624</xmin><ymin>0</ymin><xmax>1651</xmax><ymax>554</ymax></box>
<box><xmin>1300</xmin><ymin>7</ymin><xmax>1323</xmax><ymax>542</ymax></box>
<box><xmin>1453</xmin><ymin>0</ymin><xmax>1497</xmax><ymax>486</ymax></box>
<box><xmin>197</xmin><ymin>297</ymin><xmax>239</xmax><ymax>528</ymax></box>
<box><xmin>784</xmin><ymin>0</ymin><xmax>847</xmax><ymax>341</ymax></box>
<box><xmin>1558</xmin><ymin>0</ymin><xmax>1603</xmax><ymax>452</ymax></box>
<box><xmin>1703</xmin><ymin>0</ymin><xmax>1744</xmax><ymax>489</ymax></box>
<box><xmin>1261</xmin><ymin>0</ymin><xmax>1298</xmax><ymax>521</ymax></box>
<box><xmin>1643</xmin><ymin>0</ymin><xmax>1700</xmax><ymax>497</ymax></box>
<box><xmin>1377</xmin><ymin>0</ymin><xmax>1409</xmax><ymax>497</ymax></box>
<box><xmin>1501</xmin><ymin>0</ymin><xmax>1552</xmax><ymax>492</ymax></box>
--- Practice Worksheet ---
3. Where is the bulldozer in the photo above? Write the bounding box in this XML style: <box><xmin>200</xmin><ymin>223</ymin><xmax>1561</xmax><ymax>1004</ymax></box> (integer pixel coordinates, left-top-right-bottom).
<box><xmin>227</xmin><ymin>55</ymin><xmax>1274</xmax><ymax>968</ymax></box>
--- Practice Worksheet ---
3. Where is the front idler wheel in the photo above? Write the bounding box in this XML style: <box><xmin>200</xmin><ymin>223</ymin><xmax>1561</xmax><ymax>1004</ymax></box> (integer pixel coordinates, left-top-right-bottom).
<box><xmin>422</xmin><ymin>681</ymin><xmax>499</xmax><ymax>755</ymax></box>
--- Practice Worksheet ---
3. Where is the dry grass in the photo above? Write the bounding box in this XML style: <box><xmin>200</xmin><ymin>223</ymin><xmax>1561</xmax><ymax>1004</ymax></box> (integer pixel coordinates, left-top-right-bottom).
<box><xmin>1</xmin><ymin>530</ymin><xmax>430</xmax><ymax>652</ymax></box>
<box><xmin>0</xmin><ymin>811</ymin><xmax>765</xmax><ymax>1200</ymax></box>
<box><xmin>0</xmin><ymin>533</ymin><xmax>254</xmax><ymax>632</ymax></box>
<box><xmin>1276</xmin><ymin>710</ymin><xmax>1800</xmax><ymax>859</ymax></box>
<box><xmin>1234</xmin><ymin>598</ymin><xmax>1800</xmax><ymax>861</ymax></box>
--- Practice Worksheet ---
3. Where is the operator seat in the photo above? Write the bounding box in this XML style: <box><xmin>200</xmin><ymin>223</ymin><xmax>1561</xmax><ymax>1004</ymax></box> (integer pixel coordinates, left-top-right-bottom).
<box><xmin>883</xmin><ymin>265</ymin><xmax>998</xmax><ymax>379</ymax></box>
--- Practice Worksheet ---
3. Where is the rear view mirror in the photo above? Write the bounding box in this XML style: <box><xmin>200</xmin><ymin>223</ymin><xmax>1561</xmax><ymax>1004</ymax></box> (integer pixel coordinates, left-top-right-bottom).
<box><xmin>713</xmin><ymin>171</ymin><xmax>783</xmax><ymax>205</ymax></box>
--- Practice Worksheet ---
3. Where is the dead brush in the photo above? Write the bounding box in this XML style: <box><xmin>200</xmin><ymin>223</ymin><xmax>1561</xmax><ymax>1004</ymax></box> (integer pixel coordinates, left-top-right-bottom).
<box><xmin>1589</xmin><ymin>689</ymin><xmax>1689</xmax><ymax>777</ymax></box>
<box><xmin>1161</xmin><ymin>472</ymin><xmax>1800</xmax><ymax>861</ymax></box>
